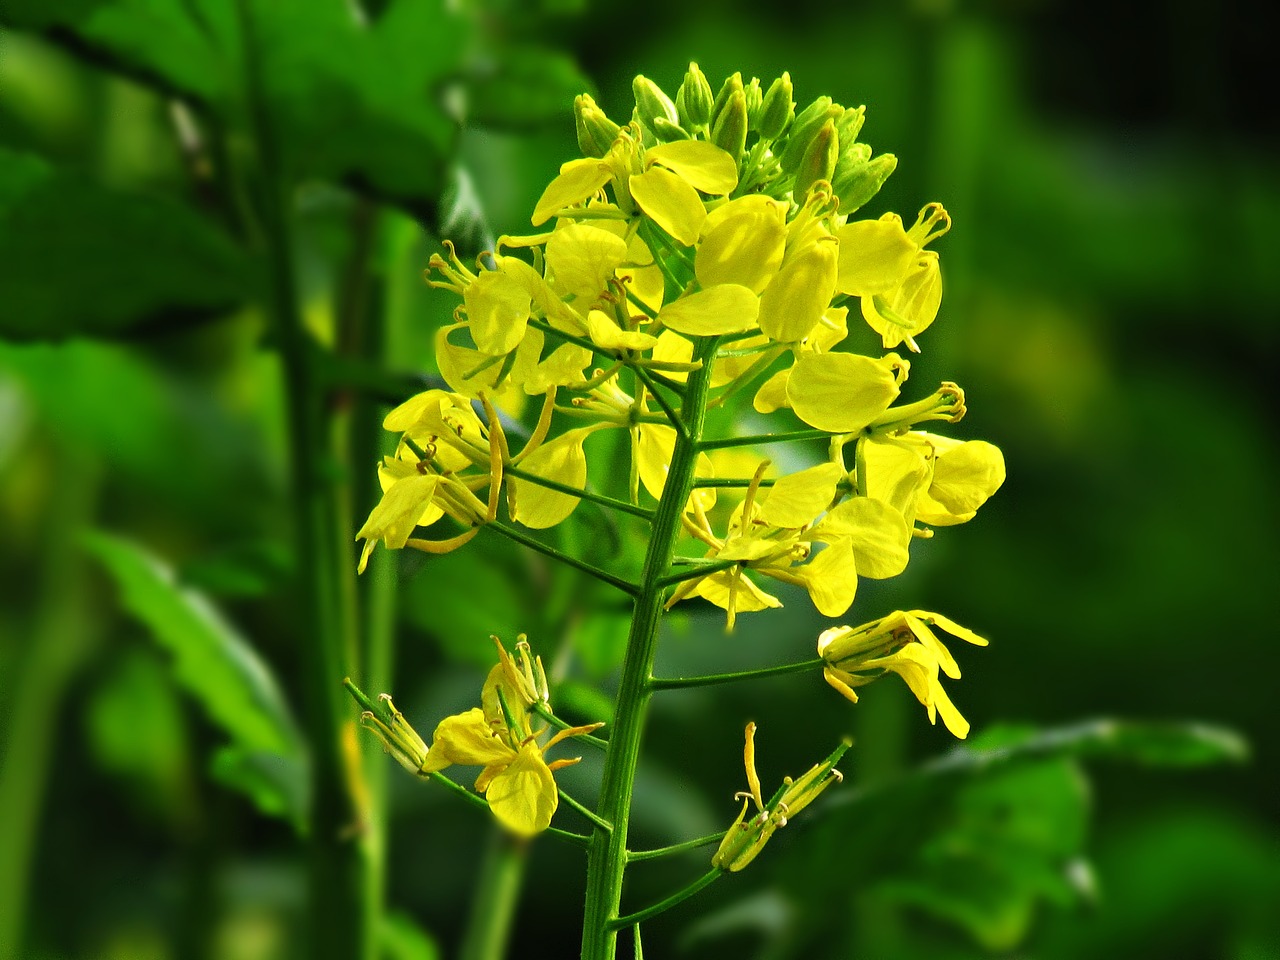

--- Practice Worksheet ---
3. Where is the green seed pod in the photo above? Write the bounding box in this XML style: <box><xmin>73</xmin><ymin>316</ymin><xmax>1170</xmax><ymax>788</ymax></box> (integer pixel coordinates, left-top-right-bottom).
<box><xmin>652</xmin><ymin>117</ymin><xmax>692</xmax><ymax>142</ymax></box>
<box><xmin>710</xmin><ymin>72</ymin><xmax>744</xmax><ymax>129</ymax></box>
<box><xmin>779</xmin><ymin>96</ymin><xmax>839</xmax><ymax>174</ymax></box>
<box><xmin>833</xmin><ymin>152</ymin><xmax>899</xmax><ymax>214</ymax></box>
<box><xmin>711</xmin><ymin>88</ymin><xmax>748</xmax><ymax>163</ymax></box>
<box><xmin>757</xmin><ymin>72</ymin><xmax>795</xmax><ymax>141</ymax></box>
<box><xmin>574</xmin><ymin>93</ymin><xmax>620</xmax><ymax>158</ymax></box>
<box><xmin>676</xmin><ymin>62</ymin><xmax>715</xmax><ymax>128</ymax></box>
<box><xmin>793</xmin><ymin>119</ymin><xmax>839</xmax><ymax>199</ymax></box>
<box><xmin>743</xmin><ymin>77</ymin><xmax>764</xmax><ymax>130</ymax></box>
<box><xmin>633</xmin><ymin>75</ymin><xmax>678</xmax><ymax>136</ymax></box>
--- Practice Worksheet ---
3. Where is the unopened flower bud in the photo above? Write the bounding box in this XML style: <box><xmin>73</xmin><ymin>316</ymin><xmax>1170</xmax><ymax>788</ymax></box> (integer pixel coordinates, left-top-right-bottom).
<box><xmin>711</xmin><ymin>89</ymin><xmax>748</xmax><ymax>163</ymax></box>
<box><xmin>793</xmin><ymin>119</ymin><xmax>839</xmax><ymax>199</ymax></box>
<box><xmin>779</xmin><ymin>97</ymin><xmax>839</xmax><ymax>174</ymax></box>
<box><xmin>574</xmin><ymin>94</ymin><xmax>620</xmax><ymax>158</ymax></box>
<box><xmin>710</xmin><ymin>72</ymin><xmax>744</xmax><ymax>129</ymax></box>
<box><xmin>833</xmin><ymin>153</ymin><xmax>898</xmax><ymax>214</ymax></box>
<box><xmin>743</xmin><ymin>77</ymin><xmax>764</xmax><ymax>130</ymax></box>
<box><xmin>632</xmin><ymin>75</ymin><xmax>678</xmax><ymax>136</ymax></box>
<box><xmin>757</xmin><ymin>72</ymin><xmax>795</xmax><ymax>140</ymax></box>
<box><xmin>676</xmin><ymin>62</ymin><xmax>715</xmax><ymax>128</ymax></box>
<box><xmin>834</xmin><ymin>105</ymin><xmax>866</xmax><ymax>146</ymax></box>
<box><xmin>652</xmin><ymin>116</ymin><xmax>691</xmax><ymax>142</ymax></box>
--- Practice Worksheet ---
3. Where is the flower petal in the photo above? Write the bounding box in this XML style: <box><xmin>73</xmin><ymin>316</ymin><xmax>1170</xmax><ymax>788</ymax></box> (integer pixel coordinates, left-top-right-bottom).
<box><xmin>429</xmin><ymin>707</ymin><xmax>516</xmax><ymax>767</ymax></box>
<box><xmin>696</xmin><ymin>206</ymin><xmax>787</xmax><ymax>294</ymax></box>
<box><xmin>645</xmin><ymin>141</ymin><xmax>739</xmax><ymax>194</ymax></box>
<box><xmin>546</xmin><ymin>223</ymin><xmax>629</xmax><ymax>307</ymax></box>
<box><xmin>795</xmin><ymin>540</ymin><xmax>858</xmax><ymax>617</ymax></box>
<box><xmin>629</xmin><ymin>167</ymin><xmax>706</xmax><ymax>246</ymax></box>
<box><xmin>813</xmin><ymin>496</ymin><xmax>910</xmax><ymax>579</ymax></box>
<box><xmin>757</xmin><ymin>462</ymin><xmax>847</xmax><ymax>528</ymax></box>
<box><xmin>786</xmin><ymin>352</ymin><xmax>901</xmax><ymax>433</ymax></box>
<box><xmin>835</xmin><ymin>216</ymin><xmax>917</xmax><ymax>297</ymax></box>
<box><xmin>587</xmin><ymin>309</ymin><xmax>659</xmax><ymax>352</ymax></box>
<box><xmin>657</xmin><ymin>284</ymin><xmax>760</xmax><ymax>336</ymax></box>
<box><xmin>485</xmin><ymin>742</ymin><xmax>559</xmax><ymax>836</ymax></box>
<box><xmin>511</xmin><ymin>428</ymin><xmax>594</xmax><ymax>528</ymax></box>
<box><xmin>758</xmin><ymin>237</ymin><xmax>839</xmax><ymax>343</ymax></box>
<box><xmin>532</xmin><ymin>159</ymin><xmax>611</xmax><ymax>226</ymax></box>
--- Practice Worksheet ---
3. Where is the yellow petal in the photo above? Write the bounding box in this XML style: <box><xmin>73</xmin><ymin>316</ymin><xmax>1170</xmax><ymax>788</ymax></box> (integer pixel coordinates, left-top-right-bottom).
<box><xmin>835</xmin><ymin>216</ymin><xmax>917</xmax><ymax>297</ymax></box>
<box><xmin>861</xmin><ymin>252</ymin><xmax>943</xmax><ymax>351</ymax></box>
<box><xmin>861</xmin><ymin>435</ymin><xmax>931</xmax><ymax>527</ymax></box>
<box><xmin>813</xmin><ymin>497</ymin><xmax>910</xmax><ymax>579</ymax></box>
<box><xmin>651</xmin><ymin>331</ymin><xmax>693</xmax><ymax>383</ymax></box>
<box><xmin>356</xmin><ymin>474</ymin><xmax>440</xmax><ymax>554</ymax></box>
<box><xmin>511</xmin><ymin>428</ymin><xmax>593</xmax><ymax>528</ymax></box>
<box><xmin>915</xmin><ymin>437</ymin><xmax>1005</xmax><ymax>526</ymax></box>
<box><xmin>692</xmin><ymin>569</ymin><xmax>782</xmax><ymax>613</ymax></box>
<box><xmin>430</xmin><ymin>707</ymin><xmax>516</xmax><ymax>767</ymax></box>
<box><xmin>756</xmin><ymin>462</ymin><xmax>847</xmax><ymax>528</ymax></box>
<box><xmin>657</xmin><ymin>284</ymin><xmax>760</xmax><ymax>336</ymax></box>
<box><xmin>795</xmin><ymin>540</ymin><xmax>858</xmax><ymax>617</ymax></box>
<box><xmin>485</xmin><ymin>742</ymin><xmax>559</xmax><ymax>836</ymax></box>
<box><xmin>752</xmin><ymin>368</ymin><xmax>791</xmax><ymax>414</ymax></box>
<box><xmin>695</xmin><ymin>206</ymin><xmax>787</xmax><ymax>294</ymax></box>
<box><xmin>636</xmin><ymin>423</ymin><xmax>716</xmax><ymax>512</ymax></box>
<box><xmin>545</xmin><ymin>223</ymin><xmax>629</xmax><ymax>307</ymax></box>
<box><xmin>645</xmin><ymin>141</ymin><xmax>739</xmax><ymax>194</ymax></box>
<box><xmin>758</xmin><ymin>237</ymin><xmax>838</xmax><ymax>343</ymax></box>
<box><xmin>701</xmin><ymin>195</ymin><xmax>787</xmax><ymax>237</ymax></box>
<box><xmin>629</xmin><ymin>167</ymin><xmax>706</xmax><ymax>246</ymax></box>
<box><xmin>785</xmin><ymin>352</ymin><xmax>901</xmax><ymax>433</ymax></box>
<box><xmin>377</xmin><ymin>460</ymin><xmax>443</xmax><ymax>529</ymax></box>
<box><xmin>532</xmin><ymin>159</ymin><xmax>611</xmax><ymax>226</ymax></box>
<box><xmin>587</xmin><ymin>309</ymin><xmax>659</xmax><ymax>352</ymax></box>
<box><xmin>908</xmin><ymin>609</ymin><xmax>989</xmax><ymax>647</ymax></box>
<box><xmin>464</xmin><ymin>265</ymin><xmax>534</xmax><ymax>356</ymax></box>
<box><xmin>804</xmin><ymin>305</ymin><xmax>849</xmax><ymax>354</ymax></box>
<box><xmin>383</xmin><ymin>389</ymin><xmax>450</xmax><ymax>433</ymax></box>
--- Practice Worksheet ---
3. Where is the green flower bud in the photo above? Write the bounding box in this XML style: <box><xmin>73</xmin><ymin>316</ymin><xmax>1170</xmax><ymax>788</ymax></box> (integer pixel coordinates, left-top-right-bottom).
<box><xmin>743</xmin><ymin>77</ymin><xmax>764</xmax><ymax>130</ymax></box>
<box><xmin>833</xmin><ymin>152</ymin><xmax>898</xmax><ymax>214</ymax></box>
<box><xmin>711</xmin><ymin>89</ymin><xmax>748</xmax><ymax>163</ymax></box>
<box><xmin>779</xmin><ymin>96</ymin><xmax>839</xmax><ymax>174</ymax></box>
<box><xmin>676</xmin><ymin>62</ymin><xmax>715</xmax><ymax>129</ymax></box>
<box><xmin>793</xmin><ymin>119</ymin><xmax>838</xmax><ymax>198</ymax></box>
<box><xmin>757</xmin><ymin>72</ymin><xmax>795</xmax><ymax>140</ymax></box>
<box><xmin>835</xmin><ymin>142</ymin><xmax>873</xmax><ymax>178</ymax></box>
<box><xmin>710</xmin><ymin>72</ymin><xmax>744</xmax><ymax>129</ymax></box>
<box><xmin>835</xmin><ymin>105</ymin><xmax>866</xmax><ymax>146</ymax></box>
<box><xmin>574</xmin><ymin>93</ymin><xmax>620</xmax><ymax>159</ymax></box>
<box><xmin>632</xmin><ymin>75</ymin><xmax>678</xmax><ymax>136</ymax></box>
<box><xmin>652</xmin><ymin>116</ymin><xmax>691</xmax><ymax>142</ymax></box>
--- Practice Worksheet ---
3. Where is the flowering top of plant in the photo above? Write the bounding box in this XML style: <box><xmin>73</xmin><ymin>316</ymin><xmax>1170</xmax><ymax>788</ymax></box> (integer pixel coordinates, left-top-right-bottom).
<box><xmin>353</xmin><ymin>65</ymin><xmax>1007</xmax><ymax>873</ymax></box>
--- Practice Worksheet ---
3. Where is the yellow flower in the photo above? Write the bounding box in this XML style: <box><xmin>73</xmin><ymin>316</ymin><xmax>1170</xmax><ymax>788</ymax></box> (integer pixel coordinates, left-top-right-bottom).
<box><xmin>712</xmin><ymin>723</ymin><xmax>847</xmax><ymax>872</ymax></box>
<box><xmin>348</xmin><ymin>637</ymin><xmax>602</xmax><ymax>837</ymax></box>
<box><xmin>861</xmin><ymin>431</ymin><xmax>1005</xmax><ymax>532</ymax></box>
<box><xmin>818</xmin><ymin>610</ymin><xmax>988</xmax><ymax>738</ymax></box>
<box><xmin>666</xmin><ymin>461</ymin><xmax>910</xmax><ymax>627</ymax></box>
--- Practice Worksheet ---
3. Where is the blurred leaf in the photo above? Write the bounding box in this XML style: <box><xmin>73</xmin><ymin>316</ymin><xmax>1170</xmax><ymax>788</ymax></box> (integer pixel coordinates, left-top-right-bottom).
<box><xmin>0</xmin><ymin>147</ymin><xmax>254</xmax><ymax>340</ymax></box>
<box><xmin>462</xmin><ymin>45</ymin><xmax>590</xmax><ymax>129</ymax></box>
<box><xmin>380</xmin><ymin>910</ymin><xmax>441</xmax><ymax>960</ymax></box>
<box><xmin>84</xmin><ymin>531</ymin><xmax>307</xmax><ymax>821</ymax></box>
<box><xmin>210</xmin><ymin>745</ymin><xmax>307</xmax><ymax>830</ymax></box>
<box><xmin>180</xmin><ymin>538</ymin><xmax>293</xmax><ymax>598</ymax></box>
<box><xmin>84</xmin><ymin>649</ymin><xmax>194</xmax><ymax>825</ymax></box>
<box><xmin>555</xmin><ymin>678</ymin><xmax>613</xmax><ymax>725</ymax></box>
<box><xmin>4</xmin><ymin>0</ymin><xmax>587</xmax><ymax>212</ymax></box>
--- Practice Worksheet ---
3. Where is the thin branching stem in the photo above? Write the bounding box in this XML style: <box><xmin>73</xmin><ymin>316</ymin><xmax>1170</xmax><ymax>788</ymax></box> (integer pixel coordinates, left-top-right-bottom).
<box><xmin>484</xmin><ymin>522</ymin><xmax>639</xmax><ymax>596</ymax></box>
<box><xmin>607</xmin><ymin>869</ymin><xmax>724</xmax><ymax>930</ymax></box>
<box><xmin>649</xmin><ymin>657</ymin><xmax>826</xmax><ymax>691</ymax></box>
<box><xmin>626</xmin><ymin>831</ymin><xmax>727</xmax><ymax>862</ymax></box>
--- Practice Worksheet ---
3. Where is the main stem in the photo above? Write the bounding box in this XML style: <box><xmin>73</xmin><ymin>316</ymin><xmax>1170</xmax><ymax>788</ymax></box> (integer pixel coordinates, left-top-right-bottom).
<box><xmin>580</xmin><ymin>339</ymin><xmax>718</xmax><ymax>960</ymax></box>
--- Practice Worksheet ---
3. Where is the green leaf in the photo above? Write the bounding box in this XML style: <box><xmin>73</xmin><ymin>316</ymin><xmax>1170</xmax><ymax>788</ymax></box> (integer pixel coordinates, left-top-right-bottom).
<box><xmin>0</xmin><ymin>148</ymin><xmax>255</xmax><ymax>340</ymax></box>
<box><xmin>380</xmin><ymin>910</ymin><xmax>441</xmax><ymax>960</ymax></box>
<box><xmin>209</xmin><ymin>745</ymin><xmax>307</xmax><ymax>830</ymax></box>
<box><xmin>1</xmin><ymin>0</ymin><xmax>586</xmax><ymax>212</ymax></box>
<box><xmin>83</xmin><ymin>530</ymin><xmax>307</xmax><ymax>821</ymax></box>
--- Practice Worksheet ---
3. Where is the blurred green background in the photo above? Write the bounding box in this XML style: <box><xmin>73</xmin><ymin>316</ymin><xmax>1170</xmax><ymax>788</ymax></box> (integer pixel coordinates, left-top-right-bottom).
<box><xmin>1</xmin><ymin>1</ymin><xmax>1276</xmax><ymax>959</ymax></box>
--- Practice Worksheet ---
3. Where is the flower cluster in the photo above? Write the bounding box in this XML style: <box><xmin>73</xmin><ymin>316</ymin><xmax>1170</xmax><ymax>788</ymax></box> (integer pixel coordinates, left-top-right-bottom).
<box><xmin>346</xmin><ymin>637</ymin><xmax>601</xmax><ymax>836</ymax></box>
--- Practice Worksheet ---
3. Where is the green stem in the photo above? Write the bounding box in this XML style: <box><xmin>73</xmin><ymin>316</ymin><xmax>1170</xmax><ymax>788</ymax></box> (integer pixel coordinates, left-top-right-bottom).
<box><xmin>608</xmin><ymin>869</ymin><xmax>724</xmax><ymax>930</ymax></box>
<box><xmin>632</xmin><ymin>365</ymin><xmax>689</xmax><ymax>441</ymax></box>
<box><xmin>580</xmin><ymin>337</ymin><xmax>720</xmax><ymax>960</ymax></box>
<box><xmin>690</xmin><ymin>477</ymin><xmax>777</xmax><ymax>489</ymax></box>
<box><xmin>559</xmin><ymin>788</ymin><xmax>614</xmax><ymax>831</ymax></box>
<box><xmin>485</xmin><ymin>521</ymin><xmax>639</xmax><ymax>596</ymax></box>
<box><xmin>237</xmin><ymin>4</ymin><xmax>368</xmax><ymax>955</ymax></box>
<box><xmin>649</xmin><ymin>657</ymin><xmax>825</xmax><ymax>691</ymax></box>
<box><xmin>504</xmin><ymin>462</ymin><xmax>654</xmax><ymax>520</ymax></box>
<box><xmin>698</xmin><ymin>428</ymin><xmax>830</xmax><ymax>451</ymax></box>
<box><xmin>656</xmin><ymin>558</ymin><xmax>739</xmax><ymax>588</ymax></box>
<box><xmin>458</xmin><ymin>832</ymin><xmax>528</xmax><ymax>960</ymax></box>
<box><xmin>627</xmin><ymin>831</ymin><xmax>727</xmax><ymax>862</ymax></box>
